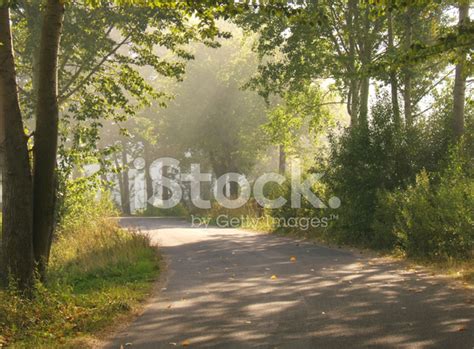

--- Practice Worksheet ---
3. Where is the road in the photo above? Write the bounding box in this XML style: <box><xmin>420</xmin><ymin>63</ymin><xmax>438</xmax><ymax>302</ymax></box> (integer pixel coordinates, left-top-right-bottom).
<box><xmin>107</xmin><ymin>217</ymin><xmax>473</xmax><ymax>349</ymax></box>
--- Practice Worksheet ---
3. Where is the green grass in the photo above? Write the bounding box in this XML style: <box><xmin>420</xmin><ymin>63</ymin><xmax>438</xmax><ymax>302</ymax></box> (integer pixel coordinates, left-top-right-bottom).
<box><xmin>135</xmin><ymin>203</ymin><xmax>189</xmax><ymax>217</ymax></box>
<box><xmin>0</xmin><ymin>215</ymin><xmax>160</xmax><ymax>348</ymax></box>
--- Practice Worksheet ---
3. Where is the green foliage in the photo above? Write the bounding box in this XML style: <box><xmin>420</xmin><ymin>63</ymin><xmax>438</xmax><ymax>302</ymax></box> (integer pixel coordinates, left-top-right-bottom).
<box><xmin>149</xmin><ymin>25</ymin><xmax>269</xmax><ymax>177</ymax></box>
<box><xmin>137</xmin><ymin>203</ymin><xmax>188</xmax><ymax>217</ymax></box>
<box><xmin>264</xmin><ymin>83</ymin><xmax>336</xmax><ymax>155</ymax></box>
<box><xmin>0</xmin><ymin>194</ymin><xmax>159</xmax><ymax>347</ymax></box>
<box><xmin>326</xmin><ymin>96</ymin><xmax>417</xmax><ymax>244</ymax></box>
<box><xmin>370</xmin><ymin>0</ymin><xmax>473</xmax><ymax>75</ymax></box>
<box><xmin>373</xmin><ymin>144</ymin><xmax>474</xmax><ymax>260</ymax></box>
<box><xmin>57</xmin><ymin>178</ymin><xmax>118</xmax><ymax>229</ymax></box>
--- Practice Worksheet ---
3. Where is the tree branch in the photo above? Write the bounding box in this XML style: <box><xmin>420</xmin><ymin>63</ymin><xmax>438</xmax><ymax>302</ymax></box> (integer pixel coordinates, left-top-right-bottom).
<box><xmin>58</xmin><ymin>33</ymin><xmax>131</xmax><ymax>105</ymax></box>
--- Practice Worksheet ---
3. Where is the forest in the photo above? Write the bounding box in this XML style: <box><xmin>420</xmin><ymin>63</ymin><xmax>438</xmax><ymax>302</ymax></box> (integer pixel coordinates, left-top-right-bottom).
<box><xmin>0</xmin><ymin>0</ymin><xmax>472</xmax><ymax>347</ymax></box>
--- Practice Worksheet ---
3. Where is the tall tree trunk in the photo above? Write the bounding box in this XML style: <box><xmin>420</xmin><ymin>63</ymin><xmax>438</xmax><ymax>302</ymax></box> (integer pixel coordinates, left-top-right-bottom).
<box><xmin>359</xmin><ymin>75</ymin><xmax>370</xmax><ymax>128</ymax></box>
<box><xmin>403</xmin><ymin>9</ymin><xmax>413</xmax><ymax>127</ymax></box>
<box><xmin>452</xmin><ymin>0</ymin><xmax>469</xmax><ymax>140</ymax></box>
<box><xmin>32</xmin><ymin>0</ymin><xmax>65</xmax><ymax>279</ymax></box>
<box><xmin>0</xmin><ymin>7</ymin><xmax>35</xmax><ymax>290</ymax></box>
<box><xmin>403</xmin><ymin>76</ymin><xmax>412</xmax><ymax>126</ymax></box>
<box><xmin>0</xmin><ymin>93</ymin><xmax>3</xmax><ymax>214</ymax></box>
<box><xmin>143</xmin><ymin>142</ymin><xmax>154</xmax><ymax>210</ymax></box>
<box><xmin>24</xmin><ymin>1</ymin><xmax>42</xmax><ymax>108</ymax></box>
<box><xmin>0</xmin><ymin>77</ymin><xmax>4</xmax><ymax>173</ymax></box>
<box><xmin>347</xmin><ymin>0</ymin><xmax>359</xmax><ymax>127</ymax></box>
<box><xmin>228</xmin><ymin>180</ymin><xmax>239</xmax><ymax>198</ymax></box>
<box><xmin>278</xmin><ymin>144</ymin><xmax>286</xmax><ymax>175</ymax></box>
<box><xmin>120</xmin><ymin>142</ymin><xmax>131</xmax><ymax>215</ymax></box>
<box><xmin>114</xmin><ymin>154</ymin><xmax>125</xmax><ymax>212</ymax></box>
<box><xmin>388</xmin><ymin>10</ymin><xmax>401</xmax><ymax>127</ymax></box>
<box><xmin>357</xmin><ymin>6</ymin><xmax>371</xmax><ymax>128</ymax></box>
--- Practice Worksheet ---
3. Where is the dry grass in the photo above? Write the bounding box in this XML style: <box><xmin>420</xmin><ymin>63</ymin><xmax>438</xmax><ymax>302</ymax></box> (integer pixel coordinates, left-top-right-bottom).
<box><xmin>0</xmin><ymin>199</ymin><xmax>159</xmax><ymax>348</ymax></box>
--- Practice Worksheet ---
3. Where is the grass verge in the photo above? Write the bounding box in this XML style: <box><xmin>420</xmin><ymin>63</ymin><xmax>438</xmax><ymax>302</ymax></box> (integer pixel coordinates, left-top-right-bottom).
<box><xmin>0</xmin><ymin>216</ymin><xmax>159</xmax><ymax>348</ymax></box>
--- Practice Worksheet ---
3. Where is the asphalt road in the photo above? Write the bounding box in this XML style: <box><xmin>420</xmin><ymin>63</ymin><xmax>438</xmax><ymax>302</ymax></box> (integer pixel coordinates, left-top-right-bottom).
<box><xmin>107</xmin><ymin>217</ymin><xmax>473</xmax><ymax>349</ymax></box>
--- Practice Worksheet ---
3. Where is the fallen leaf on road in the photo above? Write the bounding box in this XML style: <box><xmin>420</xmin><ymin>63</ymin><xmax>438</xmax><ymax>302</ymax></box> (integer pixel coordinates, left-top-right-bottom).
<box><xmin>408</xmin><ymin>288</ymin><xmax>424</xmax><ymax>293</ymax></box>
<box><xmin>167</xmin><ymin>304</ymin><xmax>172</xmax><ymax>309</ymax></box>
<box><xmin>271</xmin><ymin>275</ymin><xmax>278</xmax><ymax>280</ymax></box>
<box><xmin>458</xmin><ymin>327</ymin><xmax>467</xmax><ymax>332</ymax></box>
<box><xmin>182</xmin><ymin>339</ymin><xmax>190</xmax><ymax>346</ymax></box>
<box><xmin>290</xmin><ymin>256</ymin><xmax>297</xmax><ymax>262</ymax></box>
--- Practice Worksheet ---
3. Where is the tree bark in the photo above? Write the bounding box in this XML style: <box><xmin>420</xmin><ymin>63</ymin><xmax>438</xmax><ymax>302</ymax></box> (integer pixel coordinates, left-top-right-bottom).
<box><xmin>120</xmin><ymin>141</ymin><xmax>131</xmax><ymax>215</ymax></box>
<box><xmin>346</xmin><ymin>0</ymin><xmax>359</xmax><ymax>127</ymax></box>
<box><xmin>403</xmin><ymin>9</ymin><xmax>413</xmax><ymax>127</ymax></box>
<box><xmin>32</xmin><ymin>0</ymin><xmax>65</xmax><ymax>279</ymax></box>
<box><xmin>359</xmin><ymin>75</ymin><xmax>370</xmax><ymax>128</ymax></box>
<box><xmin>357</xmin><ymin>5</ymin><xmax>371</xmax><ymax>128</ymax></box>
<box><xmin>452</xmin><ymin>0</ymin><xmax>469</xmax><ymax>140</ymax></box>
<box><xmin>144</xmin><ymin>142</ymin><xmax>154</xmax><ymax>210</ymax></box>
<box><xmin>24</xmin><ymin>1</ymin><xmax>42</xmax><ymax>109</ymax></box>
<box><xmin>228</xmin><ymin>180</ymin><xmax>239</xmax><ymax>198</ymax></box>
<box><xmin>388</xmin><ymin>10</ymin><xmax>401</xmax><ymax>127</ymax></box>
<box><xmin>113</xmin><ymin>154</ymin><xmax>125</xmax><ymax>211</ymax></box>
<box><xmin>278</xmin><ymin>144</ymin><xmax>286</xmax><ymax>175</ymax></box>
<box><xmin>0</xmin><ymin>6</ymin><xmax>35</xmax><ymax>290</ymax></box>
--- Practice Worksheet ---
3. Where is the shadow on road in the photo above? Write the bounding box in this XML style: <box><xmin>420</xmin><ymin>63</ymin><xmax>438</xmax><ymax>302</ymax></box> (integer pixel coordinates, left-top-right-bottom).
<box><xmin>109</xmin><ymin>218</ymin><xmax>474</xmax><ymax>348</ymax></box>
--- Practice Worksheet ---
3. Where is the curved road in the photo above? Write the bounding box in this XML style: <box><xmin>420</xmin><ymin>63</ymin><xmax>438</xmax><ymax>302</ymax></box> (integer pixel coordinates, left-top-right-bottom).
<box><xmin>107</xmin><ymin>217</ymin><xmax>473</xmax><ymax>348</ymax></box>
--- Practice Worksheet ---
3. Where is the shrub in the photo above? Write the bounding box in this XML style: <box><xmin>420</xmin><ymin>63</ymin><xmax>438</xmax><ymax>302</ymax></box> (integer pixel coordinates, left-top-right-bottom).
<box><xmin>395</xmin><ymin>168</ymin><xmax>473</xmax><ymax>260</ymax></box>
<box><xmin>136</xmin><ymin>203</ymin><xmax>189</xmax><ymax>217</ymax></box>
<box><xmin>371</xmin><ymin>189</ymin><xmax>400</xmax><ymax>250</ymax></box>
<box><xmin>372</xmin><ymin>145</ymin><xmax>473</xmax><ymax>261</ymax></box>
<box><xmin>325</xmin><ymin>96</ymin><xmax>417</xmax><ymax>245</ymax></box>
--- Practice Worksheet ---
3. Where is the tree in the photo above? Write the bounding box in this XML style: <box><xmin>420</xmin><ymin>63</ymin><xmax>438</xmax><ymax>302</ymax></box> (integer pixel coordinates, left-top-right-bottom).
<box><xmin>0</xmin><ymin>0</ymin><xmax>253</xmax><ymax>289</ymax></box>
<box><xmin>32</xmin><ymin>0</ymin><xmax>65</xmax><ymax>279</ymax></box>
<box><xmin>387</xmin><ymin>9</ymin><xmax>401</xmax><ymax>127</ymax></box>
<box><xmin>0</xmin><ymin>4</ymin><xmax>36</xmax><ymax>289</ymax></box>
<box><xmin>263</xmin><ymin>83</ymin><xmax>337</xmax><ymax>173</ymax></box>
<box><xmin>236</xmin><ymin>1</ymin><xmax>385</xmax><ymax>128</ymax></box>
<box><xmin>149</xmin><ymin>27</ymin><xmax>269</xmax><ymax>196</ymax></box>
<box><xmin>452</xmin><ymin>0</ymin><xmax>470</xmax><ymax>140</ymax></box>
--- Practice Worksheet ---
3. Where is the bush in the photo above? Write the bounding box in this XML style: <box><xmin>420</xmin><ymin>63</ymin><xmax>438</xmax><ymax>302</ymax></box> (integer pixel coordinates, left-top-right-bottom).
<box><xmin>325</xmin><ymin>96</ymin><xmax>417</xmax><ymax>245</ymax></box>
<box><xmin>371</xmin><ymin>189</ymin><xmax>400</xmax><ymax>250</ymax></box>
<box><xmin>268</xmin><ymin>174</ymin><xmax>332</xmax><ymax>237</ymax></box>
<box><xmin>136</xmin><ymin>203</ymin><xmax>189</xmax><ymax>217</ymax></box>
<box><xmin>395</xmin><ymin>169</ymin><xmax>473</xmax><ymax>260</ymax></box>
<box><xmin>372</xmin><ymin>144</ymin><xmax>474</xmax><ymax>260</ymax></box>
